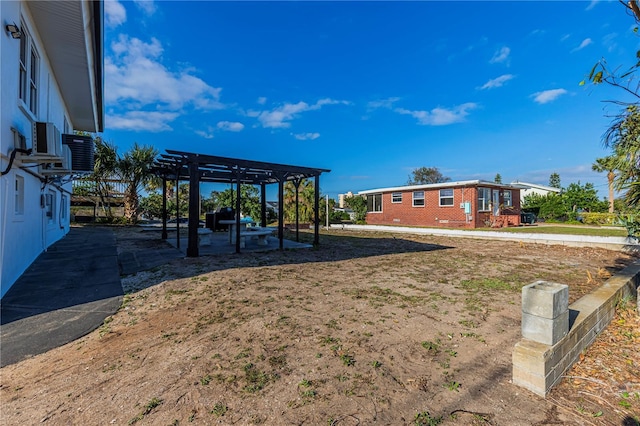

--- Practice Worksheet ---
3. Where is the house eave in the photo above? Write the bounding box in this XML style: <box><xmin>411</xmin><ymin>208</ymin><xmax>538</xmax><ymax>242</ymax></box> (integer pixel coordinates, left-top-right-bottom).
<box><xmin>27</xmin><ymin>0</ymin><xmax>104</xmax><ymax>132</ymax></box>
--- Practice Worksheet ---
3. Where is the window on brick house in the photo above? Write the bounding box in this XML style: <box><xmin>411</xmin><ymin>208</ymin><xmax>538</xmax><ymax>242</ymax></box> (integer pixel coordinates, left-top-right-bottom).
<box><xmin>391</xmin><ymin>192</ymin><xmax>402</xmax><ymax>203</ymax></box>
<box><xmin>503</xmin><ymin>190</ymin><xmax>512</xmax><ymax>207</ymax></box>
<box><xmin>413</xmin><ymin>191</ymin><xmax>425</xmax><ymax>207</ymax></box>
<box><xmin>366</xmin><ymin>193</ymin><xmax>382</xmax><ymax>212</ymax></box>
<box><xmin>439</xmin><ymin>188</ymin><xmax>454</xmax><ymax>206</ymax></box>
<box><xmin>478</xmin><ymin>187</ymin><xmax>491</xmax><ymax>211</ymax></box>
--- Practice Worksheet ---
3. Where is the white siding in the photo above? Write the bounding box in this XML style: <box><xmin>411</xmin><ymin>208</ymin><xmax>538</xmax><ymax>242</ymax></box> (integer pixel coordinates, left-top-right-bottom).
<box><xmin>1</xmin><ymin>1</ymin><xmax>73</xmax><ymax>297</ymax></box>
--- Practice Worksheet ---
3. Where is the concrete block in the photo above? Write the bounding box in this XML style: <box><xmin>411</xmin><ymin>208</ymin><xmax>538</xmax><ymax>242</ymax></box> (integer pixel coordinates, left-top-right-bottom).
<box><xmin>522</xmin><ymin>310</ymin><xmax>569</xmax><ymax>346</ymax></box>
<box><xmin>522</xmin><ymin>281</ymin><xmax>568</xmax><ymax>319</ymax></box>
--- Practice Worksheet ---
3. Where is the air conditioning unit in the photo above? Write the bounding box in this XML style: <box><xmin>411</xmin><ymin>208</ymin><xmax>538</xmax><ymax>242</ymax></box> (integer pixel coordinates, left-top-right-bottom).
<box><xmin>62</xmin><ymin>133</ymin><xmax>95</xmax><ymax>172</ymax></box>
<box><xmin>32</xmin><ymin>122</ymin><xmax>63</xmax><ymax>160</ymax></box>
<box><xmin>39</xmin><ymin>145</ymin><xmax>72</xmax><ymax>175</ymax></box>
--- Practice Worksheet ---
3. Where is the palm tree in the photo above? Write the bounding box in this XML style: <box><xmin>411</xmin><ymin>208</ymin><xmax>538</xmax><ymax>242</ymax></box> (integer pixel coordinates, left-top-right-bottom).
<box><xmin>592</xmin><ymin>156</ymin><xmax>617</xmax><ymax>213</ymax></box>
<box><xmin>283</xmin><ymin>179</ymin><xmax>315</xmax><ymax>223</ymax></box>
<box><xmin>117</xmin><ymin>143</ymin><xmax>158</xmax><ymax>223</ymax></box>
<box><xmin>603</xmin><ymin>105</ymin><xmax>640</xmax><ymax>208</ymax></box>
<box><xmin>92</xmin><ymin>137</ymin><xmax>118</xmax><ymax>218</ymax></box>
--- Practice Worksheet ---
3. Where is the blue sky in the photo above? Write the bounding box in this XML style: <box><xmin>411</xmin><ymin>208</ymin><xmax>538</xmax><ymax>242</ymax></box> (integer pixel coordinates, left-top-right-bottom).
<box><xmin>102</xmin><ymin>0</ymin><xmax>639</xmax><ymax>200</ymax></box>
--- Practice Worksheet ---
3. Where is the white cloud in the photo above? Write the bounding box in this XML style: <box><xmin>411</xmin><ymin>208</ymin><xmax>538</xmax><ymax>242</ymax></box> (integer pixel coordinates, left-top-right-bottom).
<box><xmin>104</xmin><ymin>0</ymin><xmax>126</xmax><ymax>28</ymax></box>
<box><xmin>478</xmin><ymin>74</ymin><xmax>515</xmax><ymax>90</ymax></box>
<box><xmin>367</xmin><ymin>97</ymin><xmax>401</xmax><ymax>109</ymax></box>
<box><xmin>571</xmin><ymin>38</ymin><xmax>592</xmax><ymax>52</ymax></box>
<box><xmin>105</xmin><ymin>35</ymin><xmax>224</xmax><ymax>132</ymax></box>
<box><xmin>531</xmin><ymin>89</ymin><xmax>568</xmax><ymax>104</ymax></box>
<box><xmin>195</xmin><ymin>128</ymin><xmax>215</xmax><ymax>139</ymax></box>
<box><xmin>106</xmin><ymin>111</ymin><xmax>179</xmax><ymax>132</ymax></box>
<box><xmin>586</xmin><ymin>1</ymin><xmax>599</xmax><ymax>11</ymax></box>
<box><xmin>292</xmin><ymin>132</ymin><xmax>320</xmax><ymax>141</ymax></box>
<box><xmin>395</xmin><ymin>103</ymin><xmax>478</xmax><ymax>126</ymax></box>
<box><xmin>257</xmin><ymin>97</ymin><xmax>267</xmax><ymax>105</ymax></box>
<box><xmin>251</xmin><ymin>98</ymin><xmax>350</xmax><ymax>128</ymax></box>
<box><xmin>217</xmin><ymin>121</ymin><xmax>244</xmax><ymax>132</ymax></box>
<box><xmin>133</xmin><ymin>0</ymin><xmax>157</xmax><ymax>15</ymax></box>
<box><xmin>490</xmin><ymin>46</ymin><xmax>510</xmax><ymax>64</ymax></box>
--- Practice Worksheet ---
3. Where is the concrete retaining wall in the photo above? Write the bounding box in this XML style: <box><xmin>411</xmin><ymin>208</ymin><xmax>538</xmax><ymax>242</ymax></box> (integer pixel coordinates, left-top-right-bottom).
<box><xmin>512</xmin><ymin>260</ymin><xmax>640</xmax><ymax>396</ymax></box>
<box><xmin>333</xmin><ymin>224</ymin><xmax>640</xmax><ymax>251</ymax></box>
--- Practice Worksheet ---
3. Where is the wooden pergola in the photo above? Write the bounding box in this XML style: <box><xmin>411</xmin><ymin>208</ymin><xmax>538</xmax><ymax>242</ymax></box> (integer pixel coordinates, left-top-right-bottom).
<box><xmin>151</xmin><ymin>149</ymin><xmax>330</xmax><ymax>256</ymax></box>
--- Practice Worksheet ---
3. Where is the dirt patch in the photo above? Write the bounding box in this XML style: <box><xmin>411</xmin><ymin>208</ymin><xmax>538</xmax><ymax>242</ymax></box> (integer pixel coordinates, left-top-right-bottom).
<box><xmin>0</xmin><ymin>227</ymin><xmax>638</xmax><ymax>425</ymax></box>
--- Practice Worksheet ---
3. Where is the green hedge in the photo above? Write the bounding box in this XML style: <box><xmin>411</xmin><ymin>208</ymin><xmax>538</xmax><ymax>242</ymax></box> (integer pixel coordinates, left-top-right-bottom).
<box><xmin>580</xmin><ymin>212</ymin><xmax>617</xmax><ymax>225</ymax></box>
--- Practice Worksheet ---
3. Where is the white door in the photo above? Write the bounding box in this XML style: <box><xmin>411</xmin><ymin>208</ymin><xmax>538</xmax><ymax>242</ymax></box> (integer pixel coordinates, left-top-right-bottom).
<box><xmin>492</xmin><ymin>190</ymin><xmax>500</xmax><ymax>216</ymax></box>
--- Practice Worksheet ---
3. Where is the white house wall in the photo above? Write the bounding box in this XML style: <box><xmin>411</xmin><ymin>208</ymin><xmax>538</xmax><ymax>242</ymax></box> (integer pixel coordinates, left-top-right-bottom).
<box><xmin>1</xmin><ymin>1</ymin><xmax>73</xmax><ymax>297</ymax></box>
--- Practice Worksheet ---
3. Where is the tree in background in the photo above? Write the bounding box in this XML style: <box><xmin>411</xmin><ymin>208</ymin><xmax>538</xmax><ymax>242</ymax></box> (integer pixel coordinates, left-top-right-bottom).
<box><xmin>522</xmin><ymin>182</ymin><xmax>607</xmax><ymax>221</ymax></box>
<box><xmin>344</xmin><ymin>195</ymin><xmax>367</xmax><ymax>223</ymax></box>
<box><xmin>91</xmin><ymin>137</ymin><xmax>119</xmax><ymax>218</ymax></box>
<box><xmin>583</xmin><ymin>1</ymin><xmax>640</xmax><ymax>243</ymax></box>
<box><xmin>407</xmin><ymin>167</ymin><xmax>451</xmax><ymax>185</ymax></box>
<box><xmin>283</xmin><ymin>180</ymin><xmax>316</xmax><ymax>223</ymax></box>
<box><xmin>140</xmin><ymin>183</ymin><xmax>190</xmax><ymax>220</ymax></box>
<box><xmin>549</xmin><ymin>172</ymin><xmax>561</xmax><ymax>189</ymax></box>
<box><xmin>494</xmin><ymin>173</ymin><xmax>502</xmax><ymax>184</ymax></box>
<box><xmin>592</xmin><ymin>156</ymin><xmax>617</xmax><ymax>213</ymax></box>
<box><xmin>216</xmin><ymin>185</ymin><xmax>261</xmax><ymax>220</ymax></box>
<box><xmin>118</xmin><ymin>143</ymin><xmax>158</xmax><ymax>223</ymax></box>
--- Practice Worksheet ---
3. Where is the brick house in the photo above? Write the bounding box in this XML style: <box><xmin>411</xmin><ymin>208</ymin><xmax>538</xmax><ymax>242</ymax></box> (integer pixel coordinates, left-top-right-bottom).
<box><xmin>359</xmin><ymin>180</ymin><xmax>522</xmax><ymax>228</ymax></box>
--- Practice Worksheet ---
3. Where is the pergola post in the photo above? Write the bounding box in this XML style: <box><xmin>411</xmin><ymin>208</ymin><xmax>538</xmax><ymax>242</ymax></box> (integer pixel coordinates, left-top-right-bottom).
<box><xmin>161</xmin><ymin>176</ymin><xmax>167</xmax><ymax>240</ymax></box>
<box><xmin>175</xmin><ymin>176</ymin><xmax>180</xmax><ymax>248</ymax></box>
<box><xmin>187</xmin><ymin>161</ymin><xmax>200</xmax><ymax>257</ymax></box>
<box><xmin>235</xmin><ymin>169</ymin><xmax>242</xmax><ymax>254</ymax></box>
<box><xmin>278</xmin><ymin>176</ymin><xmax>284</xmax><ymax>250</ymax></box>
<box><xmin>260</xmin><ymin>183</ymin><xmax>267</xmax><ymax>228</ymax></box>
<box><xmin>314</xmin><ymin>174</ymin><xmax>320</xmax><ymax>246</ymax></box>
<box><xmin>293</xmin><ymin>178</ymin><xmax>301</xmax><ymax>242</ymax></box>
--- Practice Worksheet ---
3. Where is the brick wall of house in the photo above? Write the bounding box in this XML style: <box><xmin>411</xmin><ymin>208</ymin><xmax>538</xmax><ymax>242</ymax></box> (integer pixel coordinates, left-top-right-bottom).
<box><xmin>365</xmin><ymin>185</ymin><xmax>521</xmax><ymax>228</ymax></box>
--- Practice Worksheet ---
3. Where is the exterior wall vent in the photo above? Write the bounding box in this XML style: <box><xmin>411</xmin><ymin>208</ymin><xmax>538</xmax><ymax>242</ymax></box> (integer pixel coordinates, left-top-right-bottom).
<box><xmin>62</xmin><ymin>134</ymin><xmax>94</xmax><ymax>172</ymax></box>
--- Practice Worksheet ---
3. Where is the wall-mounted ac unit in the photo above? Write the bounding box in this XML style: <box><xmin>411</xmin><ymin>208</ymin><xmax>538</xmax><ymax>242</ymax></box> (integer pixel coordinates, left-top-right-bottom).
<box><xmin>62</xmin><ymin>133</ymin><xmax>94</xmax><ymax>172</ymax></box>
<box><xmin>31</xmin><ymin>122</ymin><xmax>63</xmax><ymax>160</ymax></box>
<box><xmin>38</xmin><ymin>145</ymin><xmax>72</xmax><ymax>176</ymax></box>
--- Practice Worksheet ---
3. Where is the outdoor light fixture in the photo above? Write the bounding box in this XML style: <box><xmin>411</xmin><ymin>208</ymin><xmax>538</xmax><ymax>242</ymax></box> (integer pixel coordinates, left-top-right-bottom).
<box><xmin>5</xmin><ymin>23</ymin><xmax>22</xmax><ymax>39</ymax></box>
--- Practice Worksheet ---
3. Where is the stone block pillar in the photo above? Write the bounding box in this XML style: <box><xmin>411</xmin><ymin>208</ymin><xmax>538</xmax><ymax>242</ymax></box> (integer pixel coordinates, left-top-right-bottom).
<box><xmin>521</xmin><ymin>281</ymin><xmax>569</xmax><ymax>345</ymax></box>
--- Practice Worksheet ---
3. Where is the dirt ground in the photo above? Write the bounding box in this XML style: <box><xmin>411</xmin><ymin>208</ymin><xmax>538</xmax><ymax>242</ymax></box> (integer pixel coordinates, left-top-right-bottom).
<box><xmin>1</xmin><ymin>227</ymin><xmax>638</xmax><ymax>426</ymax></box>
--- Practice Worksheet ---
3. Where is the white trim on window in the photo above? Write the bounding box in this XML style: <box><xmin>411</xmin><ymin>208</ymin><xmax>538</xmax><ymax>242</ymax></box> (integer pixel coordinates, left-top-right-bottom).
<box><xmin>14</xmin><ymin>175</ymin><xmax>25</xmax><ymax>217</ymax></box>
<box><xmin>503</xmin><ymin>190</ymin><xmax>512</xmax><ymax>207</ymax></box>
<box><xmin>391</xmin><ymin>192</ymin><xmax>402</xmax><ymax>203</ymax></box>
<box><xmin>478</xmin><ymin>187</ymin><xmax>491</xmax><ymax>212</ymax></box>
<box><xmin>17</xmin><ymin>21</ymin><xmax>39</xmax><ymax>117</ymax></box>
<box><xmin>367</xmin><ymin>193</ymin><xmax>383</xmax><ymax>213</ymax></box>
<box><xmin>412</xmin><ymin>191</ymin><xmax>425</xmax><ymax>207</ymax></box>
<box><xmin>439</xmin><ymin>188</ymin><xmax>454</xmax><ymax>206</ymax></box>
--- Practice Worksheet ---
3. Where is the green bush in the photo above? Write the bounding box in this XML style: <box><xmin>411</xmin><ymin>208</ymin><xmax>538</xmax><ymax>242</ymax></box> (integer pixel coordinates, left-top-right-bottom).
<box><xmin>581</xmin><ymin>212</ymin><xmax>617</xmax><ymax>225</ymax></box>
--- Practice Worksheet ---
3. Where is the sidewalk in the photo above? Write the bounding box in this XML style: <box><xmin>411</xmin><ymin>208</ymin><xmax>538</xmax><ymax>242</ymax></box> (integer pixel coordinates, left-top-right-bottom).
<box><xmin>0</xmin><ymin>227</ymin><xmax>122</xmax><ymax>368</ymax></box>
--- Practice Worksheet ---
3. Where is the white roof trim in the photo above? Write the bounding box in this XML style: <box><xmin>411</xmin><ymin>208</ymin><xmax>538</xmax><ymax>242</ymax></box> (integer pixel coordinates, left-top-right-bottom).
<box><xmin>358</xmin><ymin>180</ymin><xmax>521</xmax><ymax>195</ymax></box>
<box><xmin>510</xmin><ymin>181</ymin><xmax>562</xmax><ymax>193</ymax></box>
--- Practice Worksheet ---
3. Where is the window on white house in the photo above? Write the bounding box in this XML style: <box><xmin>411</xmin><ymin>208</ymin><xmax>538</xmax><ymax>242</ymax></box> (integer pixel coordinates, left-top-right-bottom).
<box><xmin>503</xmin><ymin>190</ymin><xmax>512</xmax><ymax>207</ymax></box>
<box><xmin>478</xmin><ymin>187</ymin><xmax>491</xmax><ymax>211</ymax></box>
<box><xmin>18</xmin><ymin>22</ymin><xmax>38</xmax><ymax>115</ymax></box>
<box><xmin>439</xmin><ymin>188</ymin><xmax>454</xmax><ymax>206</ymax></box>
<box><xmin>391</xmin><ymin>192</ymin><xmax>402</xmax><ymax>203</ymax></box>
<box><xmin>61</xmin><ymin>195</ymin><xmax>68</xmax><ymax>220</ymax></box>
<box><xmin>15</xmin><ymin>175</ymin><xmax>24</xmax><ymax>215</ymax></box>
<box><xmin>366</xmin><ymin>193</ymin><xmax>382</xmax><ymax>212</ymax></box>
<box><xmin>45</xmin><ymin>191</ymin><xmax>56</xmax><ymax>224</ymax></box>
<box><xmin>413</xmin><ymin>191</ymin><xmax>425</xmax><ymax>207</ymax></box>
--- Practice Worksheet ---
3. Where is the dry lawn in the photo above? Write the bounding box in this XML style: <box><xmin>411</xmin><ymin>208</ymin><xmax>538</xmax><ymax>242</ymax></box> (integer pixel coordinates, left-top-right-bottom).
<box><xmin>0</xmin><ymin>227</ymin><xmax>638</xmax><ymax>425</ymax></box>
